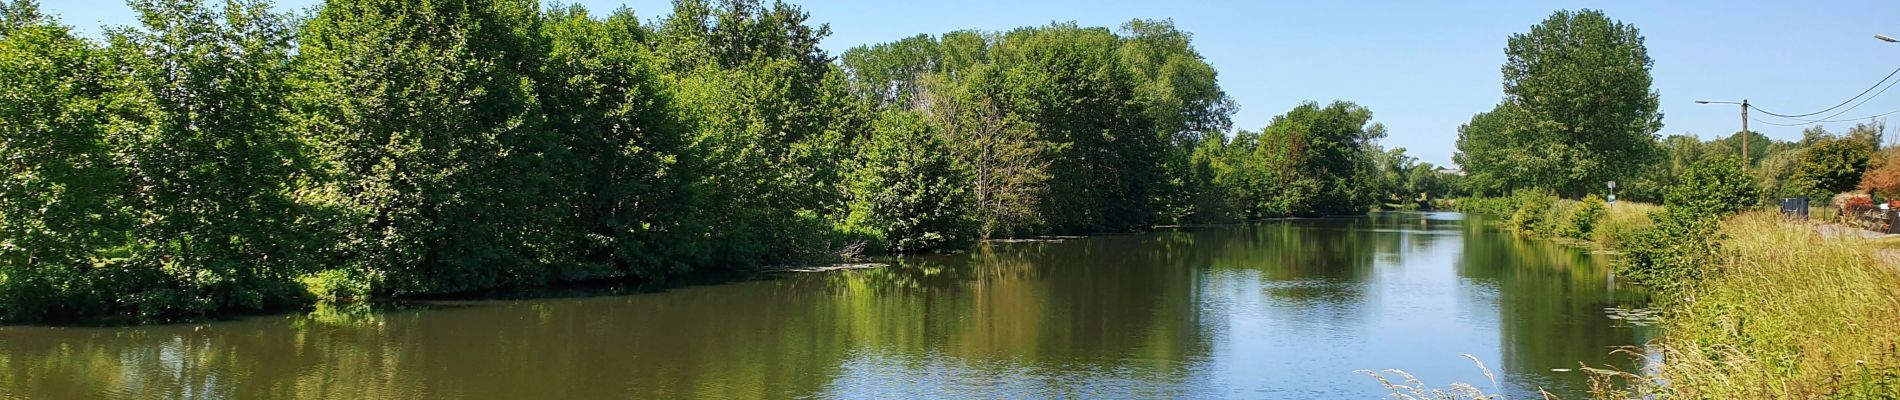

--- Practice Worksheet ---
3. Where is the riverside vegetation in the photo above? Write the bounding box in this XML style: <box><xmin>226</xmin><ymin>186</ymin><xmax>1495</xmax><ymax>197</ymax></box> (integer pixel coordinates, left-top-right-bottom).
<box><xmin>1460</xmin><ymin>159</ymin><xmax>1900</xmax><ymax>398</ymax></box>
<box><xmin>0</xmin><ymin>0</ymin><xmax>1457</xmax><ymax>323</ymax></box>
<box><xmin>1440</xmin><ymin>7</ymin><xmax>1900</xmax><ymax>398</ymax></box>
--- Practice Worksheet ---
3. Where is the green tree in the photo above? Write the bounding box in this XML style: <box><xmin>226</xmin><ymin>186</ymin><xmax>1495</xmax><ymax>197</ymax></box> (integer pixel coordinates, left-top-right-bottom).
<box><xmin>0</xmin><ymin>0</ymin><xmax>135</xmax><ymax>321</ymax></box>
<box><xmin>1789</xmin><ymin>135</ymin><xmax>1874</xmax><ymax>199</ymax></box>
<box><xmin>654</xmin><ymin>0</ymin><xmax>860</xmax><ymax>265</ymax></box>
<box><xmin>1459</xmin><ymin>9</ymin><xmax>1662</xmax><ymax>197</ymax></box>
<box><xmin>1454</xmin><ymin>103</ymin><xmax>1557</xmax><ymax>196</ymax></box>
<box><xmin>1665</xmin><ymin>156</ymin><xmax>1761</xmax><ymax>217</ymax></box>
<box><xmin>843</xmin><ymin>110</ymin><xmax>975</xmax><ymax>253</ymax></box>
<box><xmin>1702</xmin><ymin>130</ymin><xmax>1785</xmax><ymax>167</ymax></box>
<box><xmin>537</xmin><ymin>6</ymin><xmax>702</xmax><ymax>280</ymax></box>
<box><xmin>1227</xmin><ymin>101</ymin><xmax>1386</xmax><ymax>217</ymax></box>
<box><xmin>105</xmin><ymin>0</ymin><xmax>314</xmax><ymax>318</ymax></box>
<box><xmin>918</xmin><ymin>67</ymin><xmax>1049</xmax><ymax>238</ymax></box>
<box><xmin>991</xmin><ymin>23</ymin><xmax>1160</xmax><ymax>233</ymax></box>
<box><xmin>1406</xmin><ymin>162</ymin><xmax>1447</xmax><ymax>200</ymax></box>
<box><xmin>1369</xmin><ymin>147</ymin><xmax>1417</xmax><ymax>202</ymax></box>
<box><xmin>295</xmin><ymin>0</ymin><xmax>561</xmax><ymax>295</ymax></box>
<box><xmin>1186</xmin><ymin>133</ymin><xmax>1240</xmax><ymax>222</ymax></box>
<box><xmin>1116</xmin><ymin>19</ymin><xmax>1234</xmax><ymax>224</ymax></box>
<box><xmin>840</xmin><ymin>33</ymin><xmax>941</xmax><ymax>108</ymax></box>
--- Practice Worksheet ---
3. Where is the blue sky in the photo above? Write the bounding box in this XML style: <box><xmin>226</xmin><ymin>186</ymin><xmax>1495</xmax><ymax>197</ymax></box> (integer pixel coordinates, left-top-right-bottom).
<box><xmin>42</xmin><ymin>0</ymin><xmax>1900</xmax><ymax>166</ymax></box>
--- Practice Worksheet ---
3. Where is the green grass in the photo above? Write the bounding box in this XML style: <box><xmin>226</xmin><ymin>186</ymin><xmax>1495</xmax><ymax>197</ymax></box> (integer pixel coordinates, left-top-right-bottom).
<box><xmin>1604</xmin><ymin>211</ymin><xmax>1900</xmax><ymax>398</ymax></box>
<box><xmin>1590</xmin><ymin>202</ymin><xmax>1659</xmax><ymax>250</ymax></box>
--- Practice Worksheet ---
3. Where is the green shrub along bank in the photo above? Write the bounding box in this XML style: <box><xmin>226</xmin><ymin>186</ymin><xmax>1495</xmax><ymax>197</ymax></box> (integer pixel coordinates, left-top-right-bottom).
<box><xmin>1458</xmin><ymin>157</ymin><xmax>1760</xmax><ymax>297</ymax></box>
<box><xmin>1462</xmin><ymin>157</ymin><xmax>1900</xmax><ymax>397</ymax></box>
<box><xmin>1454</xmin><ymin>190</ymin><xmax>1656</xmax><ymax>249</ymax></box>
<box><xmin>0</xmin><ymin>0</ymin><xmax>1415</xmax><ymax>323</ymax></box>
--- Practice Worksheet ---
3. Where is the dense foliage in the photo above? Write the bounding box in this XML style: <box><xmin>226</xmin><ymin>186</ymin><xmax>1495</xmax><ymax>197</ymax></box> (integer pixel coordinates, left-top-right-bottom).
<box><xmin>0</xmin><ymin>1</ymin><xmax>136</xmax><ymax>320</ymax></box>
<box><xmin>1455</xmin><ymin>9</ymin><xmax>1662</xmax><ymax>197</ymax></box>
<box><xmin>0</xmin><ymin>0</ymin><xmax>1415</xmax><ymax>322</ymax></box>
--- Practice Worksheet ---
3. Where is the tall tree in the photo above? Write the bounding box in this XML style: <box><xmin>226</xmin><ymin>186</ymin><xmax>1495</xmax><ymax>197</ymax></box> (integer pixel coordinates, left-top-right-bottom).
<box><xmin>918</xmin><ymin>66</ymin><xmax>1048</xmax><ymax>238</ymax></box>
<box><xmin>1459</xmin><ymin>9</ymin><xmax>1662</xmax><ymax>197</ymax></box>
<box><xmin>842</xmin><ymin>110</ymin><xmax>975</xmax><ymax>252</ymax></box>
<box><xmin>1255</xmin><ymin>101</ymin><xmax>1385</xmax><ymax>216</ymax></box>
<box><xmin>0</xmin><ymin>0</ymin><xmax>135</xmax><ymax>321</ymax></box>
<box><xmin>840</xmin><ymin>33</ymin><xmax>941</xmax><ymax>108</ymax></box>
<box><xmin>992</xmin><ymin>23</ymin><xmax>1159</xmax><ymax>233</ymax></box>
<box><xmin>1116</xmin><ymin>19</ymin><xmax>1235</xmax><ymax>224</ymax></box>
<box><xmin>537</xmin><ymin>6</ymin><xmax>701</xmax><ymax>280</ymax></box>
<box><xmin>653</xmin><ymin>0</ymin><xmax>860</xmax><ymax>265</ymax></box>
<box><xmin>294</xmin><ymin>0</ymin><xmax>560</xmax><ymax>294</ymax></box>
<box><xmin>107</xmin><ymin>0</ymin><xmax>313</xmax><ymax>318</ymax></box>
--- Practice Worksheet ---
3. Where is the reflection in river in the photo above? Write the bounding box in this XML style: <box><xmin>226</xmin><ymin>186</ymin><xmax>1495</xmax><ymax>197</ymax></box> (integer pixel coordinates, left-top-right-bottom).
<box><xmin>0</xmin><ymin>212</ymin><xmax>1650</xmax><ymax>399</ymax></box>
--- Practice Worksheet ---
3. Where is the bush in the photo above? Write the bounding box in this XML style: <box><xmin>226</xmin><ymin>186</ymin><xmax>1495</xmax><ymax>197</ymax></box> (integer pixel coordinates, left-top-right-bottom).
<box><xmin>1506</xmin><ymin>191</ymin><xmax>1558</xmax><ymax>234</ymax></box>
<box><xmin>842</xmin><ymin>110</ymin><xmax>977</xmax><ymax>253</ymax></box>
<box><xmin>1618</xmin><ymin>157</ymin><xmax>1758</xmax><ymax>294</ymax></box>
<box><xmin>298</xmin><ymin>269</ymin><xmax>374</xmax><ymax>302</ymax></box>
<box><xmin>1453</xmin><ymin>196</ymin><xmax>1518</xmax><ymax>216</ymax></box>
<box><xmin>1563</xmin><ymin>194</ymin><xmax>1607</xmax><ymax>239</ymax></box>
<box><xmin>1664</xmin><ymin>156</ymin><xmax>1761</xmax><ymax>218</ymax></box>
<box><xmin>1616</xmin><ymin>208</ymin><xmax>1723</xmax><ymax>294</ymax></box>
<box><xmin>1592</xmin><ymin>202</ymin><xmax>1659</xmax><ymax>248</ymax></box>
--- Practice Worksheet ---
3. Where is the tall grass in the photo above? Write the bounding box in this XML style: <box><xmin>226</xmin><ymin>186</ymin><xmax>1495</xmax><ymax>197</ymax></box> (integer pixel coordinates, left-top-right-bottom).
<box><xmin>1463</xmin><ymin>193</ymin><xmax>1657</xmax><ymax>252</ymax></box>
<box><xmin>1590</xmin><ymin>202</ymin><xmax>1658</xmax><ymax>249</ymax></box>
<box><xmin>1360</xmin><ymin>354</ymin><xmax>1514</xmax><ymax>400</ymax></box>
<box><xmin>1633</xmin><ymin>212</ymin><xmax>1900</xmax><ymax>398</ymax></box>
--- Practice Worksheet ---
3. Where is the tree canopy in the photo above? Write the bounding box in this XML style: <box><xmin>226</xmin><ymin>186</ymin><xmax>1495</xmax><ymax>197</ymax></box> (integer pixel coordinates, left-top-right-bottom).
<box><xmin>1456</xmin><ymin>9</ymin><xmax>1661</xmax><ymax>197</ymax></box>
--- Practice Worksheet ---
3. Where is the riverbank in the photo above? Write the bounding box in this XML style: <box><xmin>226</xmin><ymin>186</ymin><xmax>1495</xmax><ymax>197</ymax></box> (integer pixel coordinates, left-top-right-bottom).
<box><xmin>1634</xmin><ymin>212</ymin><xmax>1900</xmax><ymax>398</ymax></box>
<box><xmin>1459</xmin><ymin>194</ymin><xmax>1900</xmax><ymax>398</ymax></box>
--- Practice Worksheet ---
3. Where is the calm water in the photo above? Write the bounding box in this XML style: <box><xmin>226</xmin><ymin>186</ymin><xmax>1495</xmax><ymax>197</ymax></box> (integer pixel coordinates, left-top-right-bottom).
<box><xmin>0</xmin><ymin>212</ymin><xmax>1651</xmax><ymax>399</ymax></box>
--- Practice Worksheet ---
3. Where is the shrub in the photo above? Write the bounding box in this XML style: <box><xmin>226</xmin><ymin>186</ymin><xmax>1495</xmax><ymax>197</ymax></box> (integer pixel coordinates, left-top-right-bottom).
<box><xmin>1453</xmin><ymin>196</ymin><xmax>1518</xmax><ymax>216</ymax></box>
<box><xmin>1664</xmin><ymin>156</ymin><xmax>1761</xmax><ymax>218</ymax></box>
<box><xmin>1592</xmin><ymin>201</ymin><xmax>1659</xmax><ymax>248</ymax></box>
<box><xmin>1563</xmin><ymin>194</ymin><xmax>1608</xmax><ymax>239</ymax></box>
<box><xmin>298</xmin><ymin>269</ymin><xmax>373</xmax><ymax>302</ymax></box>
<box><xmin>842</xmin><ymin>110</ymin><xmax>977</xmax><ymax>253</ymax></box>
<box><xmin>1616</xmin><ymin>207</ymin><xmax>1723</xmax><ymax>294</ymax></box>
<box><xmin>1614</xmin><ymin>157</ymin><xmax>1758</xmax><ymax>293</ymax></box>
<box><xmin>1507</xmin><ymin>191</ymin><xmax>1557</xmax><ymax>234</ymax></box>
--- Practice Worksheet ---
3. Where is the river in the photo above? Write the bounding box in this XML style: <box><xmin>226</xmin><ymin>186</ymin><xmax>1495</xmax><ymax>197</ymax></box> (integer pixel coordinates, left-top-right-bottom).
<box><xmin>0</xmin><ymin>212</ymin><xmax>1651</xmax><ymax>399</ymax></box>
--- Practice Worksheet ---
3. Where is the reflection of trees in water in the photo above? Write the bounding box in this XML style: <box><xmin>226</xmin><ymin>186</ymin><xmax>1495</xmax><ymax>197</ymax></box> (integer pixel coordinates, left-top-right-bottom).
<box><xmin>0</xmin><ymin>214</ymin><xmax>1644</xmax><ymax>399</ymax></box>
<box><xmin>1455</xmin><ymin>216</ymin><xmax>1651</xmax><ymax>395</ymax></box>
<box><xmin>808</xmin><ymin>235</ymin><xmax>1215</xmax><ymax>391</ymax></box>
<box><xmin>0</xmin><ymin>285</ymin><xmax>865</xmax><ymax>399</ymax></box>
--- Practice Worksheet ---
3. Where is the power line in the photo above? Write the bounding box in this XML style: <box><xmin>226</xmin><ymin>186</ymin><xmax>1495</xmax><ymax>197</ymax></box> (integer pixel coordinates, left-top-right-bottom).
<box><xmin>1750</xmin><ymin>107</ymin><xmax>1900</xmax><ymax>126</ymax></box>
<box><xmin>1757</xmin><ymin>74</ymin><xmax>1900</xmax><ymax>124</ymax></box>
<box><xmin>1749</xmin><ymin>64</ymin><xmax>1900</xmax><ymax>118</ymax></box>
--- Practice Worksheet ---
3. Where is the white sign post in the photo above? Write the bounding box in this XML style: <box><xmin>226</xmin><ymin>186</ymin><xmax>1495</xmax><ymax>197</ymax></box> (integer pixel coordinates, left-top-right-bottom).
<box><xmin>1607</xmin><ymin>181</ymin><xmax>1617</xmax><ymax>206</ymax></box>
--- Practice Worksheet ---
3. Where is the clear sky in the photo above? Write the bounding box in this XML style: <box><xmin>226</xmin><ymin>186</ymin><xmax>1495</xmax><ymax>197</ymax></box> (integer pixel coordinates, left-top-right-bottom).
<box><xmin>41</xmin><ymin>0</ymin><xmax>1900</xmax><ymax>166</ymax></box>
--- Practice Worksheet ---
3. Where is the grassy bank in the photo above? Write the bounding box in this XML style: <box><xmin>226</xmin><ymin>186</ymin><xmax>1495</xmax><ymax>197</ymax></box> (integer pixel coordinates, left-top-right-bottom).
<box><xmin>1454</xmin><ymin>189</ymin><xmax>1900</xmax><ymax>397</ymax></box>
<box><xmin>1451</xmin><ymin>193</ymin><xmax>1658</xmax><ymax>250</ymax></box>
<box><xmin>1627</xmin><ymin>212</ymin><xmax>1900</xmax><ymax>398</ymax></box>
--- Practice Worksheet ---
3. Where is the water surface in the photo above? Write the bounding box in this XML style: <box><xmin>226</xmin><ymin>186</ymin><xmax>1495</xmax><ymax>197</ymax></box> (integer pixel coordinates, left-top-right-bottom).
<box><xmin>0</xmin><ymin>212</ymin><xmax>1651</xmax><ymax>399</ymax></box>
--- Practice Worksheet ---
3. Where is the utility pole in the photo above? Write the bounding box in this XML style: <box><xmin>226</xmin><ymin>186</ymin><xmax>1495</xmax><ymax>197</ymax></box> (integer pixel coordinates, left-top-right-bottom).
<box><xmin>1742</xmin><ymin>99</ymin><xmax>1749</xmax><ymax>171</ymax></box>
<box><xmin>1695</xmin><ymin>99</ymin><xmax>1751</xmax><ymax>171</ymax></box>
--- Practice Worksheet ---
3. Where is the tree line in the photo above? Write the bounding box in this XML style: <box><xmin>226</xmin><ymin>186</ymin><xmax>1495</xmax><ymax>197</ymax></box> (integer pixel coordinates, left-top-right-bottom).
<box><xmin>0</xmin><ymin>0</ymin><xmax>1416</xmax><ymax>323</ymax></box>
<box><xmin>1451</xmin><ymin>8</ymin><xmax>1893</xmax><ymax>206</ymax></box>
